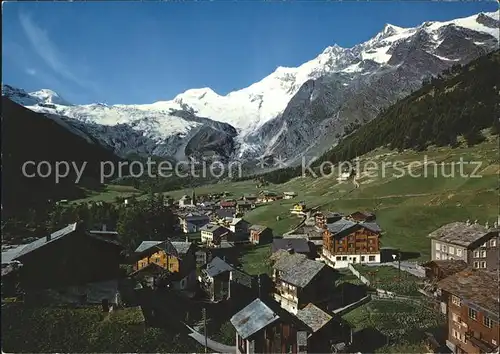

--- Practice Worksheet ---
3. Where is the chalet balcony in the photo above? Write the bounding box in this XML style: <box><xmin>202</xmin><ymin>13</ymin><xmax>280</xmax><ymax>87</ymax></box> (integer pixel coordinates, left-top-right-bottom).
<box><xmin>465</xmin><ymin>332</ymin><xmax>497</xmax><ymax>353</ymax></box>
<box><xmin>275</xmin><ymin>284</ymin><xmax>298</xmax><ymax>302</ymax></box>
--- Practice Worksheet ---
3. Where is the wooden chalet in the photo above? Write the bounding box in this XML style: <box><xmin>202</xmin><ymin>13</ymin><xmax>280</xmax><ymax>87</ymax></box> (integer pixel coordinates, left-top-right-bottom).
<box><xmin>6</xmin><ymin>223</ymin><xmax>123</xmax><ymax>290</ymax></box>
<box><xmin>322</xmin><ymin>218</ymin><xmax>382</xmax><ymax>268</ymax></box>
<box><xmin>133</xmin><ymin>240</ymin><xmax>197</xmax><ymax>290</ymax></box>
<box><xmin>231</xmin><ymin>298</ymin><xmax>350</xmax><ymax>354</ymax></box>
<box><xmin>270</xmin><ymin>250</ymin><xmax>338</xmax><ymax>314</ymax></box>
<box><xmin>249</xmin><ymin>225</ymin><xmax>273</xmax><ymax>245</ymax></box>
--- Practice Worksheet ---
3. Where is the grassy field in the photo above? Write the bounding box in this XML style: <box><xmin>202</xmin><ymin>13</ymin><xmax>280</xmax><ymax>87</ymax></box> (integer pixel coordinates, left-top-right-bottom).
<box><xmin>71</xmin><ymin>136</ymin><xmax>498</xmax><ymax>261</ymax></box>
<box><xmin>343</xmin><ymin>299</ymin><xmax>445</xmax><ymax>353</ymax></box>
<box><xmin>71</xmin><ymin>184</ymin><xmax>143</xmax><ymax>204</ymax></box>
<box><xmin>1</xmin><ymin>304</ymin><xmax>203</xmax><ymax>353</ymax></box>
<box><xmin>353</xmin><ymin>264</ymin><xmax>422</xmax><ymax>296</ymax></box>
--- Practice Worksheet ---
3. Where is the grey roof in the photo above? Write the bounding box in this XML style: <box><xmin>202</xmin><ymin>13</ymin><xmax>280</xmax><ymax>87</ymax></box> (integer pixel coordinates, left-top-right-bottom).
<box><xmin>230</xmin><ymin>298</ymin><xmax>280</xmax><ymax>339</ymax></box>
<box><xmin>14</xmin><ymin>223</ymin><xmax>79</xmax><ymax>259</ymax></box>
<box><xmin>134</xmin><ymin>241</ymin><xmax>163</xmax><ymax>253</ymax></box>
<box><xmin>134</xmin><ymin>240</ymin><xmax>192</xmax><ymax>257</ymax></box>
<box><xmin>271</xmin><ymin>239</ymin><xmax>311</xmax><ymax>254</ymax></box>
<box><xmin>325</xmin><ymin>219</ymin><xmax>357</xmax><ymax>234</ymax></box>
<box><xmin>249</xmin><ymin>224</ymin><xmax>268</xmax><ymax>233</ymax></box>
<box><xmin>204</xmin><ymin>256</ymin><xmax>234</xmax><ymax>277</ymax></box>
<box><xmin>360</xmin><ymin>221</ymin><xmax>382</xmax><ymax>233</ymax></box>
<box><xmin>438</xmin><ymin>268</ymin><xmax>499</xmax><ymax>319</ymax></box>
<box><xmin>296</xmin><ymin>303</ymin><xmax>333</xmax><ymax>332</ymax></box>
<box><xmin>428</xmin><ymin>222</ymin><xmax>496</xmax><ymax>247</ymax></box>
<box><xmin>200</xmin><ymin>224</ymin><xmax>228</xmax><ymax>234</ymax></box>
<box><xmin>215</xmin><ymin>209</ymin><xmax>235</xmax><ymax>218</ymax></box>
<box><xmin>170</xmin><ymin>241</ymin><xmax>192</xmax><ymax>255</ymax></box>
<box><xmin>280</xmin><ymin>258</ymin><xmax>325</xmax><ymax>288</ymax></box>
<box><xmin>2</xmin><ymin>244</ymin><xmax>29</xmax><ymax>264</ymax></box>
<box><xmin>271</xmin><ymin>250</ymin><xmax>308</xmax><ymax>271</ymax></box>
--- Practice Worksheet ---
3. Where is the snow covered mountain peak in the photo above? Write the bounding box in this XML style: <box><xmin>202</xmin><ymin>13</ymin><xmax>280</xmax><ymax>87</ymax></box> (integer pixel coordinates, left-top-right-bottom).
<box><xmin>30</xmin><ymin>88</ymin><xmax>72</xmax><ymax>106</ymax></box>
<box><xmin>4</xmin><ymin>10</ymin><xmax>498</xmax><ymax>163</ymax></box>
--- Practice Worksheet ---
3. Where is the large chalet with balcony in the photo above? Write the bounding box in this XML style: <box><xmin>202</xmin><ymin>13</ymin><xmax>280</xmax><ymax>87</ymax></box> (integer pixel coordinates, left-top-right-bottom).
<box><xmin>322</xmin><ymin>218</ymin><xmax>382</xmax><ymax>268</ymax></box>
<box><xmin>270</xmin><ymin>250</ymin><xmax>338</xmax><ymax>314</ymax></box>
<box><xmin>429</xmin><ymin>222</ymin><xmax>499</xmax><ymax>270</ymax></box>
<box><xmin>437</xmin><ymin>268</ymin><xmax>499</xmax><ymax>354</ymax></box>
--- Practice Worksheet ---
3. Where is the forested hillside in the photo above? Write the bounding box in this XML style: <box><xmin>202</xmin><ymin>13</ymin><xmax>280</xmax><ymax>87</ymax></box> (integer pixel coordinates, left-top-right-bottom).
<box><xmin>1</xmin><ymin>98</ymin><xmax>122</xmax><ymax>217</ymax></box>
<box><xmin>317</xmin><ymin>50</ymin><xmax>500</xmax><ymax>164</ymax></box>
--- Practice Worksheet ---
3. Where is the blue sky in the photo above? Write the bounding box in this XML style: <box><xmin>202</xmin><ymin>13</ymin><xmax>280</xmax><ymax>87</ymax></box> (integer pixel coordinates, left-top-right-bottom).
<box><xmin>2</xmin><ymin>1</ymin><xmax>498</xmax><ymax>105</ymax></box>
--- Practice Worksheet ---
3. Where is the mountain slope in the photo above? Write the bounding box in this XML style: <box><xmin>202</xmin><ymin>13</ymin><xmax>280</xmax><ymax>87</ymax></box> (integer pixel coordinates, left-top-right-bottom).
<box><xmin>317</xmin><ymin>49</ymin><xmax>500</xmax><ymax>164</ymax></box>
<box><xmin>1</xmin><ymin>97</ymin><xmax>122</xmax><ymax>214</ymax></box>
<box><xmin>4</xmin><ymin>10</ymin><xmax>499</xmax><ymax>163</ymax></box>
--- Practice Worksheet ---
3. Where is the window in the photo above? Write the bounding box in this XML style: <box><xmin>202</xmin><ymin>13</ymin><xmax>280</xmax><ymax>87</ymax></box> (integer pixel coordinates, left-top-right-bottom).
<box><xmin>348</xmin><ymin>243</ymin><xmax>354</xmax><ymax>248</ymax></box>
<box><xmin>342</xmin><ymin>256</ymin><xmax>347</xmax><ymax>261</ymax></box>
<box><xmin>457</xmin><ymin>248</ymin><xmax>463</xmax><ymax>256</ymax></box>
<box><xmin>336</xmin><ymin>256</ymin><xmax>342</xmax><ymax>261</ymax></box>
<box><xmin>338</xmin><ymin>247</ymin><xmax>343</xmax><ymax>252</ymax></box>
<box><xmin>474</xmin><ymin>261</ymin><xmax>479</xmax><ymax>268</ymax></box>
<box><xmin>435</xmin><ymin>243</ymin><xmax>440</xmax><ymax>251</ymax></box>
<box><xmin>484</xmin><ymin>316</ymin><xmax>493</xmax><ymax>328</ymax></box>
<box><xmin>452</xmin><ymin>295</ymin><xmax>461</xmax><ymax>306</ymax></box>
<box><xmin>442</xmin><ymin>245</ymin><xmax>447</xmax><ymax>252</ymax></box>
<box><xmin>436</xmin><ymin>253</ymin><xmax>441</xmax><ymax>260</ymax></box>
<box><xmin>474</xmin><ymin>251</ymin><xmax>480</xmax><ymax>258</ymax></box>
<box><xmin>452</xmin><ymin>313</ymin><xmax>460</xmax><ymax>322</ymax></box>
<box><xmin>361</xmin><ymin>256</ymin><xmax>365</xmax><ymax>262</ymax></box>
<box><xmin>481</xmin><ymin>261</ymin><xmax>486</xmax><ymax>268</ymax></box>
<box><xmin>490</xmin><ymin>239</ymin><xmax>497</xmax><ymax>247</ymax></box>
<box><xmin>481</xmin><ymin>250</ymin><xmax>487</xmax><ymax>258</ymax></box>
<box><xmin>468</xmin><ymin>308</ymin><xmax>477</xmax><ymax>321</ymax></box>
<box><xmin>369</xmin><ymin>256</ymin><xmax>376</xmax><ymax>262</ymax></box>
<box><xmin>449</xmin><ymin>246</ymin><xmax>455</xmax><ymax>254</ymax></box>
<box><xmin>482</xmin><ymin>242</ymin><xmax>487</xmax><ymax>248</ymax></box>
<box><xmin>369</xmin><ymin>247</ymin><xmax>373</xmax><ymax>251</ymax></box>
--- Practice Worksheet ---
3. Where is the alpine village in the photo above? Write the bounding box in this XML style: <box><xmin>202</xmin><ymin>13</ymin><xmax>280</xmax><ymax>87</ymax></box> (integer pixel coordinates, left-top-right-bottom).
<box><xmin>2</xmin><ymin>4</ymin><xmax>500</xmax><ymax>354</ymax></box>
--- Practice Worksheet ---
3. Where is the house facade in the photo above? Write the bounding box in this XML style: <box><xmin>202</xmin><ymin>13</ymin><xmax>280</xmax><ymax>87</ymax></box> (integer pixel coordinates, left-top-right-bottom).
<box><xmin>271</xmin><ymin>250</ymin><xmax>337</xmax><ymax>314</ymax></box>
<box><xmin>437</xmin><ymin>269</ymin><xmax>499</xmax><ymax>354</ymax></box>
<box><xmin>290</xmin><ymin>202</ymin><xmax>306</xmax><ymax>215</ymax></box>
<box><xmin>231</xmin><ymin>298</ymin><xmax>349</xmax><ymax>354</ymax></box>
<box><xmin>199</xmin><ymin>257</ymin><xmax>234</xmax><ymax>301</ymax></box>
<box><xmin>249</xmin><ymin>225</ymin><xmax>273</xmax><ymax>245</ymax></box>
<box><xmin>315</xmin><ymin>212</ymin><xmax>343</xmax><ymax>229</ymax></box>
<box><xmin>133</xmin><ymin>240</ymin><xmax>197</xmax><ymax>290</ymax></box>
<box><xmin>200</xmin><ymin>224</ymin><xmax>230</xmax><ymax>245</ymax></box>
<box><xmin>283</xmin><ymin>192</ymin><xmax>297</xmax><ymax>200</ymax></box>
<box><xmin>429</xmin><ymin>222</ymin><xmax>499</xmax><ymax>270</ymax></box>
<box><xmin>346</xmin><ymin>211</ymin><xmax>376</xmax><ymax>222</ymax></box>
<box><xmin>322</xmin><ymin>219</ymin><xmax>381</xmax><ymax>268</ymax></box>
<box><xmin>178</xmin><ymin>213</ymin><xmax>210</xmax><ymax>233</ymax></box>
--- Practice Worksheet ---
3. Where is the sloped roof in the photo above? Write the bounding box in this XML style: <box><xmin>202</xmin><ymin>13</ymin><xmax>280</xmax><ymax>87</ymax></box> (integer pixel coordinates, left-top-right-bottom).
<box><xmin>230</xmin><ymin>298</ymin><xmax>280</xmax><ymax>339</ymax></box>
<box><xmin>271</xmin><ymin>250</ymin><xmax>307</xmax><ymax>271</ymax></box>
<box><xmin>296</xmin><ymin>303</ymin><xmax>333</xmax><ymax>332</ymax></box>
<box><xmin>2</xmin><ymin>244</ymin><xmax>29</xmax><ymax>264</ymax></box>
<box><xmin>360</xmin><ymin>221</ymin><xmax>382</xmax><ymax>233</ymax></box>
<box><xmin>204</xmin><ymin>256</ymin><xmax>234</xmax><ymax>277</ymax></box>
<box><xmin>271</xmin><ymin>239</ymin><xmax>310</xmax><ymax>254</ymax></box>
<box><xmin>271</xmin><ymin>250</ymin><xmax>325</xmax><ymax>287</ymax></box>
<box><xmin>249</xmin><ymin>224</ymin><xmax>269</xmax><ymax>233</ymax></box>
<box><xmin>281</xmin><ymin>258</ymin><xmax>325</xmax><ymax>288</ymax></box>
<box><xmin>170</xmin><ymin>241</ymin><xmax>193</xmax><ymax>255</ymax></box>
<box><xmin>325</xmin><ymin>219</ymin><xmax>358</xmax><ymax>234</ymax></box>
<box><xmin>134</xmin><ymin>241</ymin><xmax>163</xmax><ymax>253</ymax></box>
<box><xmin>437</xmin><ymin>268</ymin><xmax>499</xmax><ymax>318</ymax></box>
<box><xmin>423</xmin><ymin>260</ymin><xmax>468</xmax><ymax>278</ymax></box>
<box><xmin>428</xmin><ymin>222</ymin><xmax>495</xmax><ymax>247</ymax></box>
<box><xmin>15</xmin><ymin>223</ymin><xmax>78</xmax><ymax>259</ymax></box>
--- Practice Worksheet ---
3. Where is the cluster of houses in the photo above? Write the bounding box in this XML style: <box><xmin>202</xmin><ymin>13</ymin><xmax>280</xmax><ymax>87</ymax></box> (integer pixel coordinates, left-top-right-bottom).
<box><xmin>421</xmin><ymin>219</ymin><xmax>499</xmax><ymax>354</ymax></box>
<box><xmin>2</xmin><ymin>190</ymin><xmax>499</xmax><ymax>354</ymax></box>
